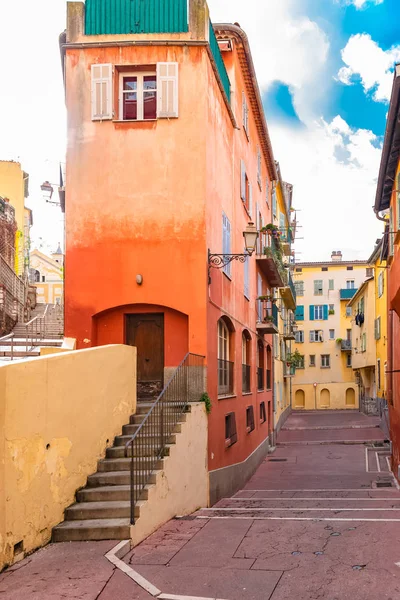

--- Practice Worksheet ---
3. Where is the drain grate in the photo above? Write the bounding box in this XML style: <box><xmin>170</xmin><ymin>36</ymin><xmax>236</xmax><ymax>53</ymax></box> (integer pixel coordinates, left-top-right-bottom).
<box><xmin>376</xmin><ymin>481</ymin><xmax>393</xmax><ymax>488</ymax></box>
<box><xmin>268</xmin><ymin>458</ymin><xmax>288</xmax><ymax>462</ymax></box>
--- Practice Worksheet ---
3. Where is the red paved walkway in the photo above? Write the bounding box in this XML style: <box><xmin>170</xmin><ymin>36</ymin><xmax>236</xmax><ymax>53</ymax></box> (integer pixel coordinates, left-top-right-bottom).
<box><xmin>0</xmin><ymin>410</ymin><xmax>398</xmax><ymax>600</ymax></box>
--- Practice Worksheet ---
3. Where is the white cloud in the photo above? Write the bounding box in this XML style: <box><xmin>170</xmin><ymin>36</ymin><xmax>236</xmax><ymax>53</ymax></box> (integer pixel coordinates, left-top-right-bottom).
<box><xmin>208</xmin><ymin>0</ymin><xmax>330</xmax><ymax>122</ymax></box>
<box><xmin>269</xmin><ymin>116</ymin><xmax>383</xmax><ymax>261</ymax></box>
<box><xmin>337</xmin><ymin>34</ymin><xmax>400</xmax><ymax>102</ymax></box>
<box><xmin>347</xmin><ymin>0</ymin><xmax>384</xmax><ymax>8</ymax></box>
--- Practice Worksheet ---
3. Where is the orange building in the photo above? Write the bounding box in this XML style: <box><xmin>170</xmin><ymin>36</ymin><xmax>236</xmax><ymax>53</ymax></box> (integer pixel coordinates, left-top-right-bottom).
<box><xmin>62</xmin><ymin>0</ymin><xmax>294</xmax><ymax>501</ymax></box>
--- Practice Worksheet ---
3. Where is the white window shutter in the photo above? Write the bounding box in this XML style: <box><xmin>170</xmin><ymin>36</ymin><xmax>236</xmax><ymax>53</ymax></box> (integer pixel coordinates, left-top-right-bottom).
<box><xmin>91</xmin><ymin>64</ymin><xmax>113</xmax><ymax>121</ymax></box>
<box><xmin>157</xmin><ymin>62</ymin><xmax>179</xmax><ymax>118</ymax></box>
<box><xmin>240</xmin><ymin>160</ymin><xmax>246</xmax><ymax>202</ymax></box>
<box><xmin>248</xmin><ymin>182</ymin><xmax>253</xmax><ymax>217</ymax></box>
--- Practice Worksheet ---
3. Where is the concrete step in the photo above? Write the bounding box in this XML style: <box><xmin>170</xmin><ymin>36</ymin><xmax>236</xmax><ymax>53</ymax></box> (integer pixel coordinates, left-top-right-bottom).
<box><xmin>52</xmin><ymin>518</ymin><xmax>130</xmax><ymax>542</ymax></box>
<box><xmin>77</xmin><ymin>484</ymin><xmax>150</xmax><ymax>503</ymax></box>
<box><xmin>87</xmin><ymin>470</ymin><xmax>160</xmax><ymax>487</ymax></box>
<box><xmin>0</xmin><ymin>339</ymin><xmax>63</xmax><ymax>347</ymax></box>
<box><xmin>107</xmin><ymin>437</ymin><xmax>176</xmax><ymax>458</ymax></box>
<box><xmin>65</xmin><ymin>501</ymin><xmax>133</xmax><ymax>520</ymax></box>
<box><xmin>97</xmin><ymin>457</ymin><xmax>164</xmax><ymax>472</ymax></box>
<box><xmin>0</xmin><ymin>350</ymin><xmax>40</xmax><ymax>358</ymax></box>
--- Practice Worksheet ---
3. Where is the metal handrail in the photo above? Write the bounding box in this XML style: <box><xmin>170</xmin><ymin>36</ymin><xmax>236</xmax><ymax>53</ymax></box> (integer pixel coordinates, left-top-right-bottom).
<box><xmin>0</xmin><ymin>332</ymin><xmax>14</xmax><ymax>361</ymax></box>
<box><xmin>23</xmin><ymin>305</ymin><xmax>49</xmax><ymax>352</ymax></box>
<box><xmin>125</xmin><ymin>352</ymin><xmax>205</xmax><ymax>524</ymax></box>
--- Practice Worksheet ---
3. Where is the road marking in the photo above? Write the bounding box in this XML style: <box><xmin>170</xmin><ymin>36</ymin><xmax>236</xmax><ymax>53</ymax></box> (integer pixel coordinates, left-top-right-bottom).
<box><xmin>159</xmin><ymin>595</ymin><xmax>229</xmax><ymax>600</ymax></box>
<box><xmin>105</xmin><ymin>541</ymin><xmax>161</xmax><ymax>597</ymax></box>
<box><xmin>195</xmin><ymin>516</ymin><xmax>400</xmax><ymax>522</ymax></box>
<box><xmin>238</xmin><ymin>489</ymin><xmax>379</xmax><ymax>492</ymax></box>
<box><xmin>376</xmin><ymin>451</ymin><xmax>381</xmax><ymax>472</ymax></box>
<box><xmin>223</xmin><ymin>497</ymin><xmax>400</xmax><ymax>501</ymax></box>
<box><xmin>201</xmin><ymin>507</ymin><xmax>400</xmax><ymax>512</ymax></box>
<box><xmin>365</xmin><ymin>447</ymin><xmax>369</xmax><ymax>473</ymax></box>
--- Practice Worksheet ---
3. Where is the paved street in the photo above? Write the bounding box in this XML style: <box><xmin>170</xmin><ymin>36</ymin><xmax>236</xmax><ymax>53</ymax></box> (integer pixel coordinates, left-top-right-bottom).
<box><xmin>1</xmin><ymin>410</ymin><xmax>399</xmax><ymax>600</ymax></box>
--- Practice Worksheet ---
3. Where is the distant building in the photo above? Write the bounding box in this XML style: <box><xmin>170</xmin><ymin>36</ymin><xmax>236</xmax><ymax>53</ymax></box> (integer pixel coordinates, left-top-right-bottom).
<box><xmin>0</xmin><ymin>161</ymin><xmax>32</xmax><ymax>276</ymax></box>
<box><xmin>292</xmin><ymin>252</ymin><xmax>368</xmax><ymax>410</ymax></box>
<box><xmin>30</xmin><ymin>246</ymin><xmax>64</xmax><ymax>305</ymax></box>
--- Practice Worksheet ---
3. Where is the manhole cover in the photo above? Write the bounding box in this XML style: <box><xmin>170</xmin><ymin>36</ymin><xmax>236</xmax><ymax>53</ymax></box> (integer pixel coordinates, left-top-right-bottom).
<box><xmin>268</xmin><ymin>458</ymin><xmax>287</xmax><ymax>462</ymax></box>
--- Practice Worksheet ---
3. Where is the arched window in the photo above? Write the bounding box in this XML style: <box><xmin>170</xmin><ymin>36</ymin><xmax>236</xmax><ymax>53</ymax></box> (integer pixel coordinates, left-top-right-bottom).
<box><xmin>257</xmin><ymin>340</ymin><xmax>265</xmax><ymax>391</ymax></box>
<box><xmin>34</xmin><ymin>270</ymin><xmax>40</xmax><ymax>283</ymax></box>
<box><xmin>266</xmin><ymin>345</ymin><xmax>272</xmax><ymax>390</ymax></box>
<box><xmin>242</xmin><ymin>330</ymin><xmax>251</xmax><ymax>393</ymax></box>
<box><xmin>218</xmin><ymin>317</ymin><xmax>234</xmax><ymax>396</ymax></box>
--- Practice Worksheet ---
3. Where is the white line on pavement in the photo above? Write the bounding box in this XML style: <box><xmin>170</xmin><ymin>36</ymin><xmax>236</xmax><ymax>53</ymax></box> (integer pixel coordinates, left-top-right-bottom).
<box><xmin>159</xmin><ymin>595</ymin><xmax>229</xmax><ymax>600</ymax></box>
<box><xmin>237</xmin><ymin>489</ymin><xmax>381</xmax><ymax>492</ymax></box>
<box><xmin>201</xmin><ymin>507</ymin><xmax>400</xmax><ymax>512</ymax></box>
<box><xmin>376</xmin><ymin>452</ymin><xmax>381</xmax><ymax>473</ymax></box>
<box><xmin>105</xmin><ymin>542</ymin><xmax>161</xmax><ymax>597</ymax></box>
<box><xmin>195</xmin><ymin>516</ymin><xmax>400</xmax><ymax>522</ymax></box>
<box><xmin>223</xmin><ymin>497</ymin><xmax>400</xmax><ymax>501</ymax></box>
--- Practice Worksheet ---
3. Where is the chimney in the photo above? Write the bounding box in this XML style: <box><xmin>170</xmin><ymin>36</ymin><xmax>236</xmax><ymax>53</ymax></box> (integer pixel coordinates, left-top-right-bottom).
<box><xmin>331</xmin><ymin>250</ymin><xmax>342</xmax><ymax>262</ymax></box>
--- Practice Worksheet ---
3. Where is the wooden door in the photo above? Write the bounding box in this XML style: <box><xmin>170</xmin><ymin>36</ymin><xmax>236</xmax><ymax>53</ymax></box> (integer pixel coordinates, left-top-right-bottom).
<box><xmin>126</xmin><ymin>314</ymin><xmax>164</xmax><ymax>395</ymax></box>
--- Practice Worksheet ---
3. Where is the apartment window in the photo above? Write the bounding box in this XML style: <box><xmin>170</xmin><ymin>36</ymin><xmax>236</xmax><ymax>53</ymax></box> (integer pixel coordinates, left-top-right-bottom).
<box><xmin>42</xmin><ymin>275</ymin><xmax>45</xmax><ymax>282</ymax></box>
<box><xmin>347</xmin><ymin>354</ymin><xmax>352</xmax><ymax>368</ymax></box>
<box><xmin>295</xmin><ymin>268</ymin><xmax>303</xmax><ymax>273</ymax></box>
<box><xmin>295</xmin><ymin>280</ymin><xmax>304</xmax><ymax>296</ymax></box>
<box><xmin>225</xmin><ymin>413</ymin><xmax>237</xmax><ymax>447</ymax></box>
<box><xmin>346</xmin><ymin>280</ymin><xmax>355</xmax><ymax>289</ymax></box>
<box><xmin>329</xmin><ymin>329</ymin><xmax>335</xmax><ymax>340</ymax></box>
<box><xmin>309</xmin><ymin>355</ymin><xmax>316</xmax><ymax>367</ymax></box>
<box><xmin>321</xmin><ymin>354</ymin><xmax>330</xmax><ymax>368</ymax></box>
<box><xmin>295</xmin><ymin>305</ymin><xmax>304</xmax><ymax>321</ymax></box>
<box><xmin>314</xmin><ymin>305</ymin><xmax>324</xmax><ymax>320</ymax></box>
<box><xmin>310</xmin><ymin>330</ymin><xmax>324</xmax><ymax>342</ymax></box>
<box><xmin>329</xmin><ymin>279</ymin><xmax>334</xmax><ymax>290</ymax></box>
<box><xmin>359</xmin><ymin>296</ymin><xmax>365</xmax><ymax>314</ymax></box>
<box><xmin>119</xmin><ymin>72</ymin><xmax>157</xmax><ymax>120</ymax></box>
<box><xmin>265</xmin><ymin>178</ymin><xmax>270</xmax><ymax>204</ymax></box>
<box><xmin>377</xmin><ymin>359</ymin><xmax>381</xmax><ymax>390</ymax></box>
<box><xmin>222</xmin><ymin>213</ymin><xmax>231</xmax><ymax>277</ymax></box>
<box><xmin>260</xmin><ymin>402</ymin><xmax>267</xmax><ymax>423</ymax></box>
<box><xmin>244</xmin><ymin>253</ymin><xmax>250</xmax><ymax>299</ymax></box>
<box><xmin>240</xmin><ymin>161</ymin><xmax>252</xmax><ymax>217</ymax></box>
<box><xmin>347</xmin><ymin>266</ymin><xmax>354</xmax><ymax>271</ymax></box>
<box><xmin>246</xmin><ymin>406</ymin><xmax>255</xmax><ymax>433</ymax></box>
<box><xmin>389</xmin><ymin>207</ymin><xmax>394</xmax><ymax>256</ymax></box>
<box><xmin>361</xmin><ymin>333</ymin><xmax>367</xmax><ymax>352</ymax></box>
<box><xmin>242</xmin><ymin>91</ymin><xmax>249</xmax><ymax>138</ymax></box>
<box><xmin>218</xmin><ymin>319</ymin><xmax>233</xmax><ymax>396</ymax></box>
<box><xmin>346</xmin><ymin>307</ymin><xmax>352</xmax><ymax>317</ymax></box>
<box><xmin>322</xmin><ymin>267</ymin><xmax>328</xmax><ymax>272</ymax></box>
<box><xmin>378</xmin><ymin>272</ymin><xmax>384</xmax><ymax>298</ymax></box>
<box><xmin>272</xmin><ymin>186</ymin><xmax>277</xmax><ymax>218</ymax></box>
<box><xmin>314</xmin><ymin>280</ymin><xmax>323</xmax><ymax>295</ymax></box>
<box><xmin>329</xmin><ymin>304</ymin><xmax>334</xmax><ymax>315</ymax></box>
<box><xmin>257</xmin><ymin>146</ymin><xmax>262</xmax><ymax>188</ymax></box>
<box><xmin>375</xmin><ymin>317</ymin><xmax>381</xmax><ymax>340</ymax></box>
<box><xmin>242</xmin><ymin>332</ymin><xmax>251</xmax><ymax>393</ymax></box>
<box><xmin>296</xmin><ymin>356</ymin><xmax>305</xmax><ymax>369</ymax></box>
<box><xmin>295</xmin><ymin>330</ymin><xmax>304</xmax><ymax>343</ymax></box>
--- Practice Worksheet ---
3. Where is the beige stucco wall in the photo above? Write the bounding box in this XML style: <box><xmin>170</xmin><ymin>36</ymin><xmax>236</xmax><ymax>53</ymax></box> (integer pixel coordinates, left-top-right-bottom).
<box><xmin>292</xmin><ymin>382</ymin><xmax>358</xmax><ymax>410</ymax></box>
<box><xmin>0</xmin><ymin>344</ymin><xmax>136</xmax><ymax>570</ymax></box>
<box><xmin>131</xmin><ymin>403</ymin><xmax>208</xmax><ymax>546</ymax></box>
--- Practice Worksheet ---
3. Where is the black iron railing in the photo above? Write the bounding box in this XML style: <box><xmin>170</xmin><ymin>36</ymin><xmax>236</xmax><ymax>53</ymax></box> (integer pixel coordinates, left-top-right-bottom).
<box><xmin>242</xmin><ymin>364</ymin><xmax>251</xmax><ymax>393</ymax></box>
<box><xmin>218</xmin><ymin>359</ymin><xmax>234</xmax><ymax>396</ymax></box>
<box><xmin>125</xmin><ymin>352</ymin><xmax>205</xmax><ymax>524</ymax></box>
<box><xmin>257</xmin><ymin>367</ymin><xmax>264</xmax><ymax>391</ymax></box>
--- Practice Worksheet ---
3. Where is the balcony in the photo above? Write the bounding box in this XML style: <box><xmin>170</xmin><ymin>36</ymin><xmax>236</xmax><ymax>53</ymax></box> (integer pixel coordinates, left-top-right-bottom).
<box><xmin>278</xmin><ymin>227</ymin><xmax>294</xmax><ymax>256</ymax></box>
<box><xmin>256</xmin><ymin>236</ymin><xmax>287</xmax><ymax>288</ymax></box>
<box><xmin>340</xmin><ymin>288</ymin><xmax>358</xmax><ymax>300</ymax></box>
<box><xmin>256</xmin><ymin>303</ymin><xmax>279</xmax><ymax>335</ymax></box>
<box><xmin>284</xmin><ymin>364</ymin><xmax>296</xmax><ymax>378</ymax></box>
<box><xmin>280</xmin><ymin>271</ymin><xmax>297</xmax><ymax>310</ymax></box>
<box><xmin>283</xmin><ymin>318</ymin><xmax>296</xmax><ymax>340</ymax></box>
<box><xmin>341</xmin><ymin>340</ymin><xmax>352</xmax><ymax>352</ymax></box>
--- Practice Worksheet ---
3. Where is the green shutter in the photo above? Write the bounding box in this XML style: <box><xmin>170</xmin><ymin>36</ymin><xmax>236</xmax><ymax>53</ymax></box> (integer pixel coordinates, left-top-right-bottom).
<box><xmin>295</xmin><ymin>305</ymin><xmax>304</xmax><ymax>321</ymax></box>
<box><xmin>323</xmin><ymin>305</ymin><xmax>328</xmax><ymax>320</ymax></box>
<box><xmin>309</xmin><ymin>305</ymin><xmax>315</xmax><ymax>321</ymax></box>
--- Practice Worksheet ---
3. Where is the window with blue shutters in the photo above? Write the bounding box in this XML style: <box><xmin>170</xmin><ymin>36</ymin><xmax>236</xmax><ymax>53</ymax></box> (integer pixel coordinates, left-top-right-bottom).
<box><xmin>309</xmin><ymin>305</ymin><xmax>315</xmax><ymax>321</ymax></box>
<box><xmin>323</xmin><ymin>305</ymin><xmax>328</xmax><ymax>320</ymax></box>
<box><xmin>312</xmin><ymin>305</ymin><xmax>328</xmax><ymax>320</ymax></box>
<box><xmin>222</xmin><ymin>213</ymin><xmax>231</xmax><ymax>277</ymax></box>
<box><xmin>295</xmin><ymin>305</ymin><xmax>304</xmax><ymax>321</ymax></box>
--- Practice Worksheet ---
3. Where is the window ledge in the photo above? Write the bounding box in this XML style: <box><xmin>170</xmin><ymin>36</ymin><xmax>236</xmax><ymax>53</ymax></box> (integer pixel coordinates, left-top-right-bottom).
<box><xmin>242</xmin><ymin>391</ymin><xmax>253</xmax><ymax>396</ymax></box>
<box><xmin>321</xmin><ymin>366</ymin><xmax>331</xmax><ymax>369</ymax></box>
<box><xmin>218</xmin><ymin>394</ymin><xmax>236</xmax><ymax>400</ymax></box>
<box><xmin>113</xmin><ymin>119</ymin><xmax>157</xmax><ymax>123</ymax></box>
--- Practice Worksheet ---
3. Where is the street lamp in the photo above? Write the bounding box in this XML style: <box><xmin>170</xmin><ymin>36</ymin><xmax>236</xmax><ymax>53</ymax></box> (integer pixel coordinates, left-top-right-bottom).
<box><xmin>40</xmin><ymin>181</ymin><xmax>61</xmax><ymax>206</ymax></box>
<box><xmin>208</xmin><ymin>221</ymin><xmax>258</xmax><ymax>283</ymax></box>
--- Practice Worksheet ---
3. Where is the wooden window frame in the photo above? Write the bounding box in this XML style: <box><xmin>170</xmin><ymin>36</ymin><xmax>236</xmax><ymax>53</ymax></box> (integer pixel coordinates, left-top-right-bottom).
<box><xmin>246</xmin><ymin>406</ymin><xmax>255</xmax><ymax>433</ymax></box>
<box><xmin>119</xmin><ymin>70</ymin><xmax>157</xmax><ymax>121</ymax></box>
<box><xmin>225</xmin><ymin>412</ymin><xmax>237</xmax><ymax>448</ymax></box>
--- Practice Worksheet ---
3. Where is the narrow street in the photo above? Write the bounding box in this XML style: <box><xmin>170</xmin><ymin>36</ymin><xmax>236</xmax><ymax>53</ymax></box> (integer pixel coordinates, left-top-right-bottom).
<box><xmin>1</xmin><ymin>410</ymin><xmax>398</xmax><ymax>600</ymax></box>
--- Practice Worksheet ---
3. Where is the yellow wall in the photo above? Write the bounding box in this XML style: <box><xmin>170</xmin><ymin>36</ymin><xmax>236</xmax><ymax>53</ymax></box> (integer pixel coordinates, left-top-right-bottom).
<box><xmin>0</xmin><ymin>162</ymin><xmax>27</xmax><ymax>275</ymax></box>
<box><xmin>292</xmin><ymin>262</ymin><xmax>367</xmax><ymax>410</ymax></box>
<box><xmin>131</xmin><ymin>402</ymin><xmax>209</xmax><ymax>546</ymax></box>
<box><xmin>0</xmin><ymin>344</ymin><xmax>137</xmax><ymax>570</ymax></box>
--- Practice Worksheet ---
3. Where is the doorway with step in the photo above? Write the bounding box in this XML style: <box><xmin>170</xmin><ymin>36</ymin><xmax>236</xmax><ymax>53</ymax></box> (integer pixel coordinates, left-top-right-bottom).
<box><xmin>126</xmin><ymin>313</ymin><xmax>164</xmax><ymax>399</ymax></box>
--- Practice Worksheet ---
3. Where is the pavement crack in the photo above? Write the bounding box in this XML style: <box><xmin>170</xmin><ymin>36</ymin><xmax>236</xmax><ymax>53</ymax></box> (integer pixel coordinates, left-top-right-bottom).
<box><xmin>94</xmin><ymin>566</ymin><xmax>116</xmax><ymax>600</ymax></box>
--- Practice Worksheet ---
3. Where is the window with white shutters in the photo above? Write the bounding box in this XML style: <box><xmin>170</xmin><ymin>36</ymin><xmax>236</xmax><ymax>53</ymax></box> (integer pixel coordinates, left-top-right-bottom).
<box><xmin>242</xmin><ymin>91</ymin><xmax>249</xmax><ymax>138</ymax></box>
<box><xmin>272</xmin><ymin>186</ymin><xmax>277</xmax><ymax>218</ymax></box>
<box><xmin>248</xmin><ymin>181</ymin><xmax>253</xmax><ymax>218</ymax></box>
<box><xmin>222</xmin><ymin>212</ymin><xmax>231</xmax><ymax>277</ymax></box>
<box><xmin>378</xmin><ymin>271</ymin><xmax>384</xmax><ymax>297</ymax></box>
<box><xmin>157</xmin><ymin>62</ymin><xmax>179</xmax><ymax>118</ymax></box>
<box><xmin>91</xmin><ymin>64</ymin><xmax>113</xmax><ymax>121</ymax></box>
<box><xmin>375</xmin><ymin>317</ymin><xmax>381</xmax><ymax>340</ymax></box>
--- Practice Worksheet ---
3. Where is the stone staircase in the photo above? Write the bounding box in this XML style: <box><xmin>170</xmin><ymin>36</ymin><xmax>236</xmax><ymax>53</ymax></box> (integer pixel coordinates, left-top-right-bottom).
<box><xmin>52</xmin><ymin>397</ymin><xmax>186</xmax><ymax>542</ymax></box>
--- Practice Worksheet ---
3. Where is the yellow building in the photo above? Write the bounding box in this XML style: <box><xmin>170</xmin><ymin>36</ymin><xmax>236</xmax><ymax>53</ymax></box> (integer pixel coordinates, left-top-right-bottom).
<box><xmin>0</xmin><ymin>161</ymin><xmax>31</xmax><ymax>276</ymax></box>
<box><xmin>29</xmin><ymin>247</ymin><xmax>64</xmax><ymax>305</ymax></box>
<box><xmin>271</xmin><ymin>162</ymin><xmax>296</xmax><ymax>430</ymax></box>
<box><xmin>292</xmin><ymin>252</ymin><xmax>368</xmax><ymax>410</ymax></box>
<box><xmin>348</xmin><ymin>239</ymin><xmax>388</xmax><ymax>414</ymax></box>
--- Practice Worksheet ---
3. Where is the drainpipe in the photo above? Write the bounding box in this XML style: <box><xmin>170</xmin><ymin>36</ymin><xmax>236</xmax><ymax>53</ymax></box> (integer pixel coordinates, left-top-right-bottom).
<box><xmin>387</xmin><ymin>310</ymin><xmax>394</xmax><ymax>407</ymax></box>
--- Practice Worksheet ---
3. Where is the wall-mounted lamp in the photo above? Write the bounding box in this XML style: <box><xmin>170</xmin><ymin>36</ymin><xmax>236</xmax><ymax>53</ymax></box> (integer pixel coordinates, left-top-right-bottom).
<box><xmin>41</xmin><ymin>181</ymin><xmax>60</xmax><ymax>206</ymax></box>
<box><xmin>208</xmin><ymin>222</ymin><xmax>258</xmax><ymax>284</ymax></box>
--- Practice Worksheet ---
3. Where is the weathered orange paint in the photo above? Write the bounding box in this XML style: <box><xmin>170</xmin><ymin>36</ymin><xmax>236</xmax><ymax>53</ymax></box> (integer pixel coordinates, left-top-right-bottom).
<box><xmin>64</xmin><ymin>18</ymin><xmax>275</xmax><ymax>475</ymax></box>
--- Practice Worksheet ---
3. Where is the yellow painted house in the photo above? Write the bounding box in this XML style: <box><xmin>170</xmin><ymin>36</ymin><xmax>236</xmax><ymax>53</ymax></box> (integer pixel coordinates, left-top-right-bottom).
<box><xmin>0</xmin><ymin>161</ymin><xmax>31</xmax><ymax>276</ymax></box>
<box><xmin>292</xmin><ymin>253</ymin><xmax>368</xmax><ymax>410</ymax></box>
<box><xmin>348</xmin><ymin>239</ymin><xmax>388</xmax><ymax>413</ymax></box>
<box><xmin>272</xmin><ymin>162</ymin><xmax>296</xmax><ymax>431</ymax></box>
<box><xmin>29</xmin><ymin>248</ymin><xmax>64</xmax><ymax>305</ymax></box>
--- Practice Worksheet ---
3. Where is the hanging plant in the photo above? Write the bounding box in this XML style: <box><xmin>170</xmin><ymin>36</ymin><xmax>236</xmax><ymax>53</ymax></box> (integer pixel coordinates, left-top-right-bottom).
<box><xmin>286</xmin><ymin>349</ymin><xmax>304</xmax><ymax>367</ymax></box>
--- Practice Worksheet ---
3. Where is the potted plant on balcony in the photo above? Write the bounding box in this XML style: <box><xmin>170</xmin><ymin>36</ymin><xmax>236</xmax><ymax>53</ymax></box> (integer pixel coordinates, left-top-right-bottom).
<box><xmin>336</xmin><ymin>338</ymin><xmax>343</xmax><ymax>344</ymax></box>
<box><xmin>329</xmin><ymin>309</ymin><xmax>335</xmax><ymax>315</ymax></box>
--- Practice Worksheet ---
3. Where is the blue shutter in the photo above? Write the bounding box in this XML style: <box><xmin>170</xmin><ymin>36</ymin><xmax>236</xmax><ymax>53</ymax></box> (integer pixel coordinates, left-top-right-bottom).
<box><xmin>295</xmin><ymin>305</ymin><xmax>304</xmax><ymax>321</ymax></box>
<box><xmin>309</xmin><ymin>305</ymin><xmax>315</xmax><ymax>321</ymax></box>
<box><xmin>323</xmin><ymin>305</ymin><xmax>328</xmax><ymax>320</ymax></box>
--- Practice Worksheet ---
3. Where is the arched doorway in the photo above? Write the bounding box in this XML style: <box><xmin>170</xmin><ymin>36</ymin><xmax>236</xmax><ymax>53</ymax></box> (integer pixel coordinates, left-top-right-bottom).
<box><xmin>295</xmin><ymin>389</ymin><xmax>305</xmax><ymax>409</ymax></box>
<box><xmin>346</xmin><ymin>388</ymin><xmax>356</xmax><ymax>406</ymax></box>
<box><xmin>320</xmin><ymin>388</ymin><xmax>330</xmax><ymax>408</ymax></box>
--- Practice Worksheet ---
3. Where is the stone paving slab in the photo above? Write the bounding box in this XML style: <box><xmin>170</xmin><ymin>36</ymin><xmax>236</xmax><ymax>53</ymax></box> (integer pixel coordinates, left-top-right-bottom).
<box><xmin>284</xmin><ymin>411</ymin><xmax>381</xmax><ymax>430</ymax></box>
<box><xmin>278</xmin><ymin>427</ymin><xmax>385</xmax><ymax>443</ymax></box>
